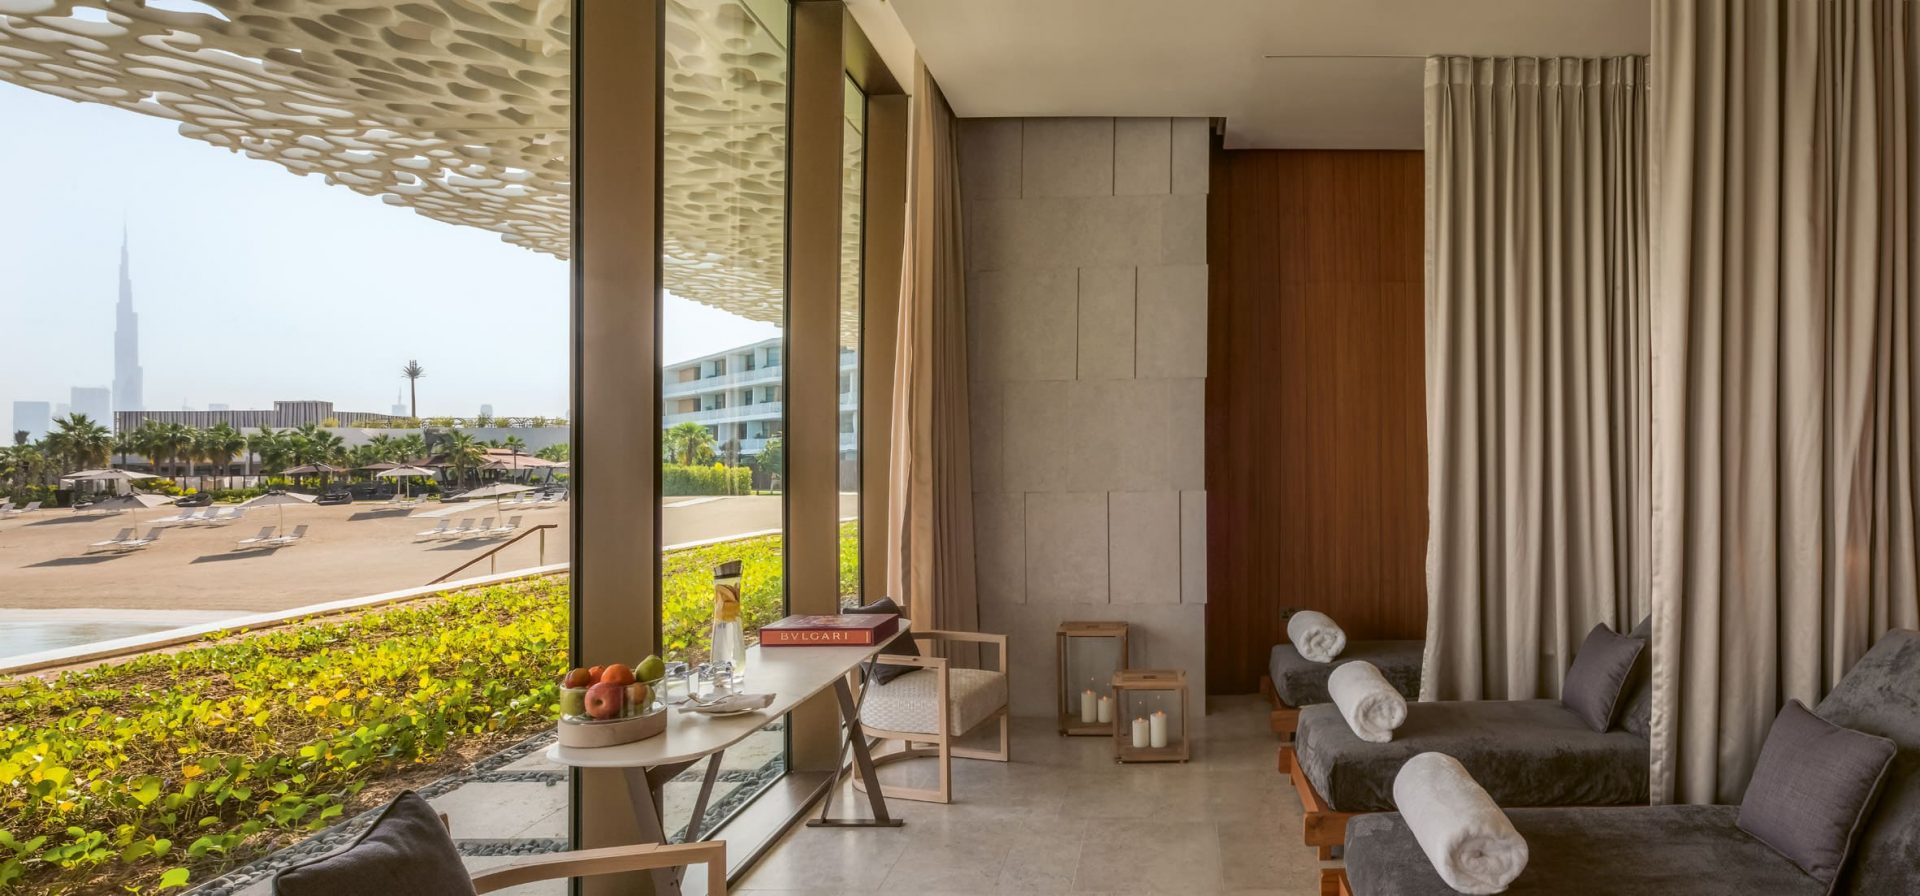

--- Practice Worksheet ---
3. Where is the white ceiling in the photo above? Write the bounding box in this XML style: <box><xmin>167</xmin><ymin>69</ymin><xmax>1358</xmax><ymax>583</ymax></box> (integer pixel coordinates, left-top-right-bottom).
<box><xmin>885</xmin><ymin>0</ymin><xmax>1651</xmax><ymax>149</ymax></box>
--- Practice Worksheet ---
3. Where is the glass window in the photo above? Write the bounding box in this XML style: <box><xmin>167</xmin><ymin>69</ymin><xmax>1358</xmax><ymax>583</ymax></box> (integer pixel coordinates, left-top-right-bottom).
<box><xmin>838</xmin><ymin>75</ymin><xmax>866</xmax><ymax>608</ymax></box>
<box><xmin>658</xmin><ymin>0</ymin><xmax>790</xmax><ymax>842</ymax></box>
<box><xmin>0</xmin><ymin>3</ymin><xmax>569</xmax><ymax>892</ymax></box>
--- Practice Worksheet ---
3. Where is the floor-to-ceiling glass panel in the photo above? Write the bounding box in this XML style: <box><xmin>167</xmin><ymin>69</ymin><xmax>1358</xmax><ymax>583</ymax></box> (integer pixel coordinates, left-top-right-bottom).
<box><xmin>0</xmin><ymin>2</ymin><xmax>570</xmax><ymax>891</ymax></box>
<box><xmin>658</xmin><ymin>0</ymin><xmax>790</xmax><ymax>840</ymax></box>
<box><xmin>838</xmin><ymin>76</ymin><xmax>866</xmax><ymax>608</ymax></box>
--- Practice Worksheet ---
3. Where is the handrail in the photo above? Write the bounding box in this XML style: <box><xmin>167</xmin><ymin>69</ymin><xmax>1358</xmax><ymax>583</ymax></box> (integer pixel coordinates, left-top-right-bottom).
<box><xmin>430</xmin><ymin>524</ymin><xmax>559</xmax><ymax>584</ymax></box>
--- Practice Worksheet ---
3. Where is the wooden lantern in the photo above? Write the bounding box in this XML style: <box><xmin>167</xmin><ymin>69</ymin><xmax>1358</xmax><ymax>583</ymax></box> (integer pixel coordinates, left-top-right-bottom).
<box><xmin>1111</xmin><ymin>668</ymin><xmax>1189</xmax><ymax>763</ymax></box>
<box><xmin>1056</xmin><ymin>621</ymin><xmax>1129</xmax><ymax>736</ymax></box>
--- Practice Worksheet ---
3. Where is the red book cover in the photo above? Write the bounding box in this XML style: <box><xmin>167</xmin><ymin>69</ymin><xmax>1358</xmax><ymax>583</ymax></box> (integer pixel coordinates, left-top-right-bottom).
<box><xmin>759</xmin><ymin>613</ymin><xmax>899</xmax><ymax>646</ymax></box>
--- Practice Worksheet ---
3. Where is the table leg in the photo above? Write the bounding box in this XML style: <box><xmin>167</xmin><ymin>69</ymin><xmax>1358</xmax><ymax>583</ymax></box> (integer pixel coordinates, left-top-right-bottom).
<box><xmin>622</xmin><ymin>767</ymin><xmax>683</xmax><ymax>896</ymax></box>
<box><xmin>807</xmin><ymin>673</ymin><xmax>904</xmax><ymax>828</ymax></box>
<box><xmin>682</xmin><ymin>749</ymin><xmax>725</xmax><ymax>843</ymax></box>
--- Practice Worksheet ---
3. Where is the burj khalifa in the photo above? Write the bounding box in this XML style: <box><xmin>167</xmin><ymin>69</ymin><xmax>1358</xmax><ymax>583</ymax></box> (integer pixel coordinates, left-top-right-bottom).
<box><xmin>113</xmin><ymin>228</ymin><xmax>143</xmax><ymax>415</ymax></box>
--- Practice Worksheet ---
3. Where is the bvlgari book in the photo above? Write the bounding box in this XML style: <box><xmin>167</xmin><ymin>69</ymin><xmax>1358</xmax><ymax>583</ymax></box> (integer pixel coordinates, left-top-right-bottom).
<box><xmin>758</xmin><ymin>613</ymin><xmax>899</xmax><ymax>647</ymax></box>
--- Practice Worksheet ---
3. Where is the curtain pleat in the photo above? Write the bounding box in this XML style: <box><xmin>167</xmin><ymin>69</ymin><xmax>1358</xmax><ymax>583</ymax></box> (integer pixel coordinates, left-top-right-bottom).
<box><xmin>886</xmin><ymin>59</ymin><xmax>980</xmax><ymax>649</ymax></box>
<box><xmin>1651</xmin><ymin>0</ymin><xmax>1920</xmax><ymax>804</ymax></box>
<box><xmin>1424</xmin><ymin>56</ymin><xmax>1652</xmax><ymax>701</ymax></box>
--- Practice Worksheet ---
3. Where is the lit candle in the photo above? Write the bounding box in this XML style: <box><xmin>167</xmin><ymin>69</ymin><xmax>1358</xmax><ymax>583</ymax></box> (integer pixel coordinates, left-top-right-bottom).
<box><xmin>1131</xmin><ymin>716</ymin><xmax>1150</xmax><ymax>748</ymax></box>
<box><xmin>1080</xmin><ymin>689</ymin><xmax>1097</xmax><ymax>723</ymax></box>
<box><xmin>1149</xmin><ymin>710</ymin><xmax>1168</xmax><ymax>748</ymax></box>
<box><xmin>1097</xmin><ymin>694</ymin><xmax>1113</xmax><ymax>724</ymax></box>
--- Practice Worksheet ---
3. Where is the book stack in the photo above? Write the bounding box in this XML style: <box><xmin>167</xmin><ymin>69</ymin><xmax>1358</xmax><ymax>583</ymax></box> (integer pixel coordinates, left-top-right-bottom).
<box><xmin>759</xmin><ymin>613</ymin><xmax>898</xmax><ymax>646</ymax></box>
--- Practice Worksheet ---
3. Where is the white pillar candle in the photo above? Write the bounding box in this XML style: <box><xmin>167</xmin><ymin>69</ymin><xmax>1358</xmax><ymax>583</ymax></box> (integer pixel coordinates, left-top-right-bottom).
<box><xmin>1131</xmin><ymin>716</ymin><xmax>1150</xmax><ymax>748</ymax></box>
<box><xmin>1080</xmin><ymin>689</ymin><xmax>1097</xmax><ymax>723</ymax></box>
<box><xmin>1149</xmin><ymin>710</ymin><xmax>1169</xmax><ymax>748</ymax></box>
<box><xmin>1097</xmin><ymin>694</ymin><xmax>1113</xmax><ymax>723</ymax></box>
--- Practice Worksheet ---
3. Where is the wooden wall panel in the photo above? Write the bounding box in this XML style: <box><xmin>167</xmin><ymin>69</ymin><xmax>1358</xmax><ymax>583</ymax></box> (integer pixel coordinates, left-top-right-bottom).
<box><xmin>1205</xmin><ymin>149</ymin><xmax>1427</xmax><ymax>694</ymax></box>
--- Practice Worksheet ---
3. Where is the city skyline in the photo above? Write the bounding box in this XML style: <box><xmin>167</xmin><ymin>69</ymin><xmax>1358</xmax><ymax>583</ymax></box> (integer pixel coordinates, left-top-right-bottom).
<box><xmin>0</xmin><ymin>81</ymin><xmax>776</xmax><ymax>435</ymax></box>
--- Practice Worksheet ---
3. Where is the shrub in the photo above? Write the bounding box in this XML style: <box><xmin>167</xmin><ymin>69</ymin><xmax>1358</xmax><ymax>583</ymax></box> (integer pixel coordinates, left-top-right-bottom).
<box><xmin>0</xmin><ymin>578</ymin><xmax>567</xmax><ymax>894</ymax></box>
<box><xmin>660</xmin><ymin>522</ymin><xmax>858</xmax><ymax>663</ymax></box>
<box><xmin>661</xmin><ymin>463</ymin><xmax>751</xmax><ymax>497</ymax></box>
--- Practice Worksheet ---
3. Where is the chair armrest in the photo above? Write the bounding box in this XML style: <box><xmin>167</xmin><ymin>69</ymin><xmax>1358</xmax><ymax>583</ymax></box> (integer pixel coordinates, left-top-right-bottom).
<box><xmin>873</xmin><ymin>653</ymin><xmax>949</xmax><ymax>670</ymax></box>
<box><xmin>909</xmin><ymin>630</ymin><xmax>1009</xmax><ymax>673</ymax></box>
<box><xmin>469</xmin><ymin>841</ymin><xmax>726</xmax><ymax>894</ymax></box>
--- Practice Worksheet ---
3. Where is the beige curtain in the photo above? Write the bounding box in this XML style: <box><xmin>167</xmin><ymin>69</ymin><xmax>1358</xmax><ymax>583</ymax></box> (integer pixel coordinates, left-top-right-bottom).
<box><xmin>1651</xmin><ymin>0</ymin><xmax>1920</xmax><ymax>804</ymax></box>
<box><xmin>1424</xmin><ymin>56</ymin><xmax>1652</xmax><ymax>701</ymax></box>
<box><xmin>886</xmin><ymin>59</ymin><xmax>979</xmax><ymax>641</ymax></box>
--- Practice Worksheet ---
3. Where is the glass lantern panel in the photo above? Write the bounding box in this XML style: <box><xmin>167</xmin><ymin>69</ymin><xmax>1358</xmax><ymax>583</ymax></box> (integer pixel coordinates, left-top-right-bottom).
<box><xmin>1117</xmin><ymin>688</ymin><xmax>1184</xmax><ymax>747</ymax></box>
<box><xmin>1063</xmin><ymin>635</ymin><xmax>1124</xmax><ymax>708</ymax></box>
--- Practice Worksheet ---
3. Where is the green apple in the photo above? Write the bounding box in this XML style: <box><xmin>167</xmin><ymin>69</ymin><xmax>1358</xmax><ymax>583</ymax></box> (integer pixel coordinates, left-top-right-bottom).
<box><xmin>559</xmin><ymin>687</ymin><xmax>588</xmax><ymax>719</ymax></box>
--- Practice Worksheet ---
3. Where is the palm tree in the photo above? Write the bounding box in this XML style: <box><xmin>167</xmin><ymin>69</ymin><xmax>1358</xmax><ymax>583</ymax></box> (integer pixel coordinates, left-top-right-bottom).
<box><xmin>502</xmin><ymin>434</ymin><xmax>528</xmax><ymax>472</ymax></box>
<box><xmin>248</xmin><ymin>426</ymin><xmax>285</xmax><ymax>475</ymax></box>
<box><xmin>401</xmin><ymin>360</ymin><xmax>426</xmax><ymax>419</ymax></box>
<box><xmin>366</xmin><ymin>433</ymin><xmax>397</xmax><ymax>464</ymax></box>
<box><xmin>393</xmin><ymin>433</ymin><xmax>428</xmax><ymax>465</ymax></box>
<box><xmin>665</xmin><ymin>422</ymin><xmax>717</xmax><ymax>466</ymax></box>
<box><xmin>438</xmin><ymin>430</ymin><xmax>486</xmax><ymax>487</ymax></box>
<box><xmin>197</xmin><ymin>423</ymin><xmax>245</xmax><ymax>483</ymax></box>
<box><xmin>45</xmin><ymin>413</ymin><xmax>112</xmax><ymax>473</ymax></box>
<box><xmin>155</xmin><ymin>422</ymin><xmax>194</xmax><ymax>478</ymax></box>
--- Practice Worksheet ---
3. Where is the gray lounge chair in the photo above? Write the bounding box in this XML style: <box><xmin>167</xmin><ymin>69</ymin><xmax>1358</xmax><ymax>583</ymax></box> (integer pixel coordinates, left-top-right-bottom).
<box><xmin>1264</xmin><ymin>639</ymin><xmax>1425</xmax><ymax>738</ymax></box>
<box><xmin>1338</xmin><ymin>629</ymin><xmax>1920</xmax><ymax>896</ymax></box>
<box><xmin>1285</xmin><ymin>621</ymin><xmax>1652</xmax><ymax>859</ymax></box>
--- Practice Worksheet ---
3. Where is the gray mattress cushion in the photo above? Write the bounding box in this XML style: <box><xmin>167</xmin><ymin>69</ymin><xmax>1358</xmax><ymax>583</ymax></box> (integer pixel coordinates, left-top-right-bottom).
<box><xmin>1812</xmin><ymin>629</ymin><xmax>1920</xmax><ymax>895</ymax></box>
<box><xmin>1345</xmin><ymin>805</ymin><xmax>1823</xmax><ymax>896</ymax></box>
<box><xmin>1268</xmin><ymin>640</ymin><xmax>1424</xmax><ymax>707</ymax></box>
<box><xmin>1296</xmin><ymin>699</ymin><xmax>1649</xmax><ymax>812</ymax></box>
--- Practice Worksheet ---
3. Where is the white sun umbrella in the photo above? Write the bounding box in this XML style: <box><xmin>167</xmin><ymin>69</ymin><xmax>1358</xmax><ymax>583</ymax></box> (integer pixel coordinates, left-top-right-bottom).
<box><xmin>241</xmin><ymin>491</ymin><xmax>317</xmax><ymax>535</ymax></box>
<box><xmin>63</xmin><ymin>469</ymin><xmax>160</xmax><ymax>481</ymax></box>
<box><xmin>88</xmin><ymin>492</ymin><xmax>175</xmax><ymax>525</ymax></box>
<box><xmin>376</xmin><ymin>465</ymin><xmax>438</xmax><ymax>501</ymax></box>
<box><xmin>459</xmin><ymin>481</ymin><xmax>534</xmax><ymax>519</ymax></box>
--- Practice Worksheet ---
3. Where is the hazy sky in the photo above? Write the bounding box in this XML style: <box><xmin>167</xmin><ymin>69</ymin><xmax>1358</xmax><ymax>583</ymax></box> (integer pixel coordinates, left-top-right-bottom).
<box><xmin>0</xmin><ymin>81</ymin><xmax>775</xmax><ymax>433</ymax></box>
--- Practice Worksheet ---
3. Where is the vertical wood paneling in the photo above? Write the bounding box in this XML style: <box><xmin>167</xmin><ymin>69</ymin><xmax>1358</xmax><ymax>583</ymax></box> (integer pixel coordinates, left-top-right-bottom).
<box><xmin>1205</xmin><ymin>150</ymin><xmax>1427</xmax><ymax>694</ymax></box>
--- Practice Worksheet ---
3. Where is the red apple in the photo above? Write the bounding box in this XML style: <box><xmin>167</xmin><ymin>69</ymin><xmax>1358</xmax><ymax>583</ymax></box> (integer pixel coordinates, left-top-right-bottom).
<box><xmin>583</xmin><ymin>682</ymin><xmax>624</xmax><ymax>720</ymax></box>
<box><xmin>600</xmin><ymin>663</ymin><xmax>636</xmax><ymax>687</ymax></box>
<box><xmin>563</xmin><ymin>667</ymin><xmax>593</xmax><ymax>689</ymax></box>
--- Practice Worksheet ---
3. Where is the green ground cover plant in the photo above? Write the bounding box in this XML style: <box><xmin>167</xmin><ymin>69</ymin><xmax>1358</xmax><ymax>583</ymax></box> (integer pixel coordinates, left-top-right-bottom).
<box><xmin>0</xmin><ymin>524</ymin><xmax>859</xmax><ymax>894</ymax></box>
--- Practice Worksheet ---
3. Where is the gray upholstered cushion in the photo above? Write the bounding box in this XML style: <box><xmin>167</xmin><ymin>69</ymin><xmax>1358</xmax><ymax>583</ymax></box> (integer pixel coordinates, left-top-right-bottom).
<box><xmin>1345</xmin><ymin>805</ymin><xmax>1823</xmax><ymax>896</ymax></box>
<box><xmin>1267</xmin><ymin>640</ymin><xmax>1423</xmax><ymax>707</ymax></box>
<box><xmin>1620</xmin><ymin>616</ymin><xmax>1655</xmax><ymax>738</ymax></box>
<box><xmin>274</xmin><ymin>791</ymin><xmax>474</xmax><ymax>896</ymax></box>
<box><xmin>1738</xmin><ymin>700</ymin><xmax>1896</xmax><ymax>885</ymax></box>
<box><xmin>1295</xmin><ymin>699</ymin><xmax>1649</xmax><ymax>812</ymax></box>
<box><xmin>1561</xmin><ymin>623</ymin><xmax>1646</xmax><ymax>733</ymax></box>
<box><xmin>1812</xmin><ymin>629</ymin><xmax>1920</xmax><ymax>895</ymax></box>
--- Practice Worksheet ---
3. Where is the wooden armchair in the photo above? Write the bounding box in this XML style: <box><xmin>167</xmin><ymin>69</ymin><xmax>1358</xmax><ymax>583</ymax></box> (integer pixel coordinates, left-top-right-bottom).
<box><xmin>851</xmin><ymin>629</ymin><xmax>1010</xmax><ymax>804</ymax></box>
<box><xmin>469</xmin><ymin>840</ymin><xmax>726</xmax><ymax>893</ymax></box>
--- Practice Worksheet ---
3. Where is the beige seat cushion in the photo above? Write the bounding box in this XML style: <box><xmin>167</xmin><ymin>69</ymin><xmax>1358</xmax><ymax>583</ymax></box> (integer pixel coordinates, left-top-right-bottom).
<box><xmin>861</xmin><ymin>667</ymin><xmax>1007</xmax><ymax>736</ymax></box>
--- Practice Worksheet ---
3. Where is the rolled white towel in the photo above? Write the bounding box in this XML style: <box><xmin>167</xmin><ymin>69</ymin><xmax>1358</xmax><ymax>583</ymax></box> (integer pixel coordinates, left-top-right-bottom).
<box><xmin>1328</xmin><ymin>660</ymin><xmax>1407</xmax><ymax>743</ymax></box>
<box><xmin>1392</xmin><ymin>752</ymin><xmax>1529</xmax><ymax>894</ymax></box>
<box><xmin>1286</xmin><ymin>610</ymin><xmax>1347</xmax><ymax>663</ymax></box>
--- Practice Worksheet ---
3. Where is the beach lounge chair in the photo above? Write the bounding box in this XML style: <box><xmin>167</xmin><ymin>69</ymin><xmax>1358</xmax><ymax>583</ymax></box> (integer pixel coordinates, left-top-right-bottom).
<box><xmin>488</xmin><ymin>515</ymin><xmax>523</xmax><ymax>536</ymax></box>
<box><xmin>460</xmin><ymin>517</ymin><xmax>496</xmax><ymax>539</ymax></box>
<box><xmin>268</xmin><ymin>524</ymin><xmax>310</xmax><ymax>547</ymax></box>
<box><xmin>1286</xmin><ymin>619</ymin><xmax>1652</xmax><ymax>860</ymax></box>
<box><xmin>113</xmin><ymin>528</ymin><xmax>162</xmax><ymax>551</ymax></box>
<box><xmin>1336</xmin><ymin>629</ymin><xmax>1920</xmax><ymax>896</ymax></box>
<box><xmin>414</xmin><ymin>520</ymin><xmax>451</xmax><ymax>540</ymax></box>
<box><xmin>535</xmin><ymin>492</ymin><xmax>563</xmax><ymax>508</ymax></box>
<box><xmin>0</xmin><ymin>501</ymin><xmax>12</xmax><ymax>514</ymax></box>
<box><xmin>86</xmin><ymin>527</ymin><xmax>137</xmax><ymax>553</ymax></box>
<box><xmin>201</xmin><ymin>507</ymin><xmax>243</xmax><ymax>527</ymax></box>
<box><xmin>155</xmin><ymin>508</ymin><xmax>208</xmax><ymax>527</ymax></box>
<box><xmin>235</xmin><ymin>526</ymin><xmax>278</xmax><ymax>548</ymax></box>
<box><xmin>442</xmin><ymin>518</ymin><xmax>477</xmax><ymax>539</ymax></box>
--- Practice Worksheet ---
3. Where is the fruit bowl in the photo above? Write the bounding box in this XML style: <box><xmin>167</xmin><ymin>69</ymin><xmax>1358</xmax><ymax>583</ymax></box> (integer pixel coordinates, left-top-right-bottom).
<box><xmin>556</xmin><ymin>660</ymin><xmax>669</xmax><ymax>748</ymax></box>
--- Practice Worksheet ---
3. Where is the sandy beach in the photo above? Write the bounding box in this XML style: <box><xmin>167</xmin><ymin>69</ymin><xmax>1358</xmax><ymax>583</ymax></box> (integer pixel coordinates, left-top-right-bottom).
<box><xmin>0</xmin><ymin>494</ymin><xmax>840</xmax><ymax>616</ymax></box>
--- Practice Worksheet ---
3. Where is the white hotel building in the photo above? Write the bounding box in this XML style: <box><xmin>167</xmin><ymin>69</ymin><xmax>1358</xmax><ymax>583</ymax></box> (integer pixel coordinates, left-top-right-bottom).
<box><xmin>663</xmin><ymin>336</ymin><xmax>857</xmax><ymax>461</ymax></box>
